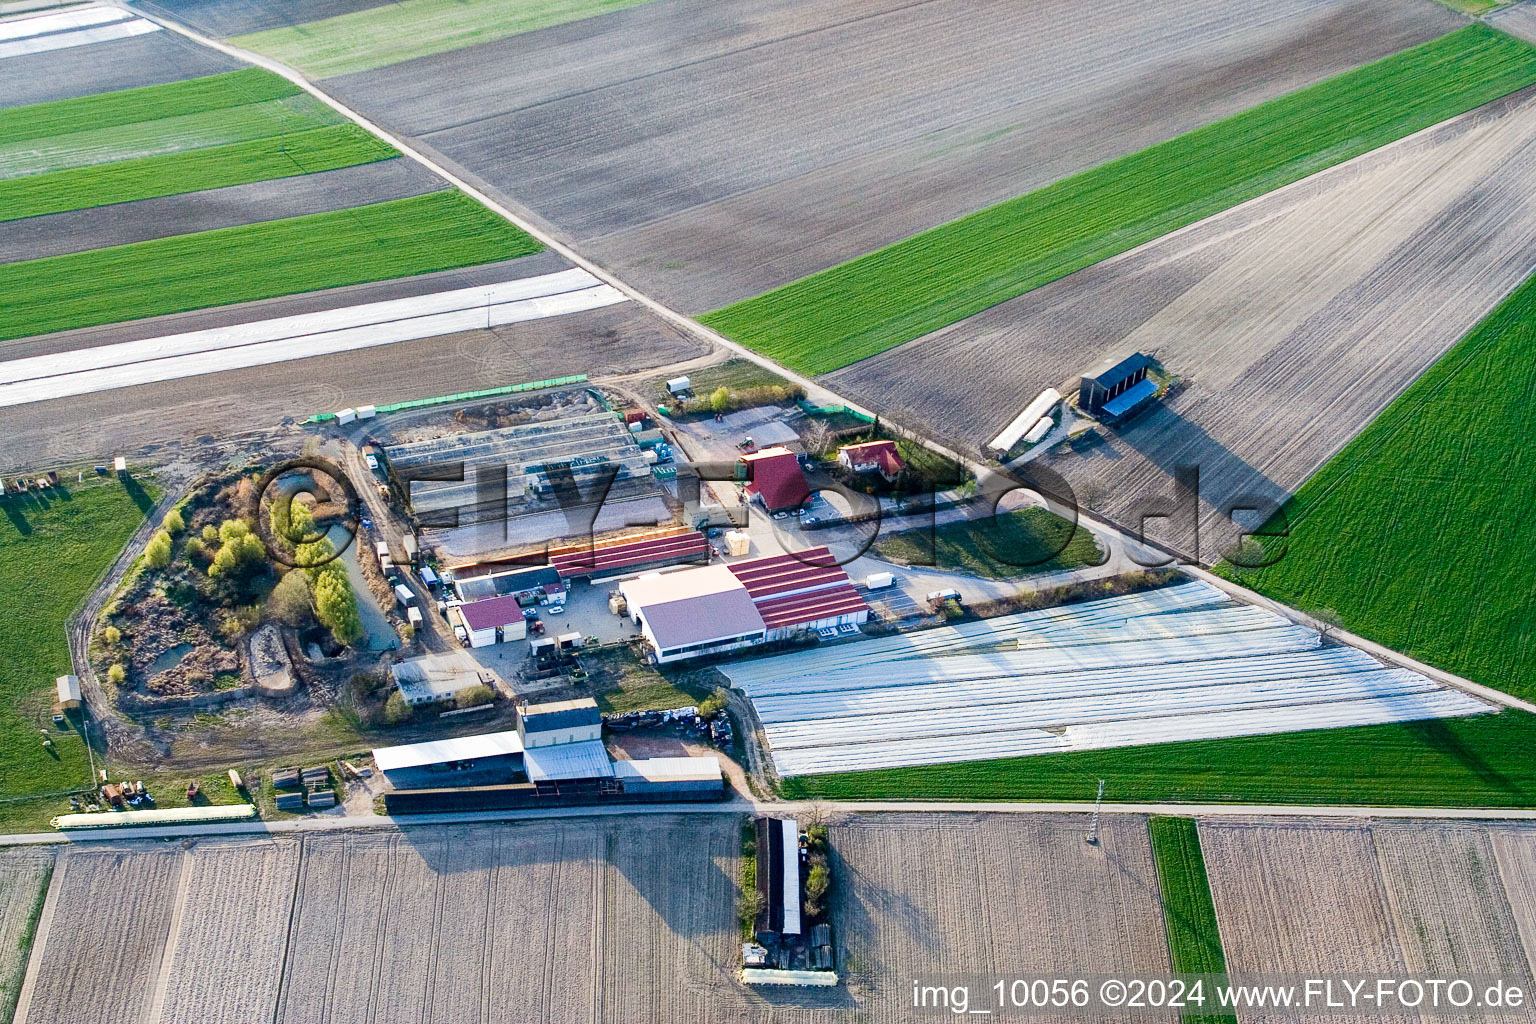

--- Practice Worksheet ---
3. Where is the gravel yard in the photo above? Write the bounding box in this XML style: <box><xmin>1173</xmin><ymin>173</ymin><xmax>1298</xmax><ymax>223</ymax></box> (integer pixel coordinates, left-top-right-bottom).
<box><xmin>829</xmin><ymin>84</ymin><xmax>1536</xmax><ymax>562</ymax></box>
<box><xmin>312</xmin><ymin>0</ymin><xmax>1461</xmax><ymax>312</ymax></box>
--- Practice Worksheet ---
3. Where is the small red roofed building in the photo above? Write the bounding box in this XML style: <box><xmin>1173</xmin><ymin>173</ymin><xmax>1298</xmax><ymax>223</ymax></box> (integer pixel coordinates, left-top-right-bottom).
<box><xmin>836</xmin><ymin>440</ymin><xmax>905</xmax><ymax>482</ymax></box>
<box><xmin>738</xmin><ymin>446</ymin><xmax>810</xmax><ymax>513</ymax></box>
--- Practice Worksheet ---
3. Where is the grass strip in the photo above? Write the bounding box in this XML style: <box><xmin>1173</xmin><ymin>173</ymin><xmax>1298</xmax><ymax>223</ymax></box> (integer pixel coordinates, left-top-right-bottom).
<box><xmin>702</xmin><ymin>25</ymin><xmax>1536</xmax><ymax>375</ymax></box>
<box><xmin>0</xmin><ymin>189</ymin><xmax>541</xmax><ymax>340</ymax></box>
<box><xmin>1149</xmin><ymin>817</ymin><xmax>1234</xmax><ymax>1024</ymax></box>
<box><xmin>0</xmin><ymin>477</ymin><xmax>157</xmax><ymax>800</ymax></box>
<box><xmin>233</xmin><ymin>0</ymin><xmax>659</xmax><ymax>78</ymax></box>
<box><xmin>872</xmin><ymin>506</ymin><xmax>1102</xmax><ymax>578</ymax></box>
<box><xmin>780</xmin><ymin>710</ymin><xmax>1536</xmax><ymax>807</ymax></box>
<box><xmin>0</xmin><ymin>68</ymin><xmax>297</xmax><ymax>147</ymax></box>
<box><xmin>0</xmin><ymin>125</ymin><xmax>397</xmax><ymax>220</ymax></box>
<box><xmin>1218</xmin><ymin>269</ymin><xmax>1536</xmax><ymax>702</ymax></box>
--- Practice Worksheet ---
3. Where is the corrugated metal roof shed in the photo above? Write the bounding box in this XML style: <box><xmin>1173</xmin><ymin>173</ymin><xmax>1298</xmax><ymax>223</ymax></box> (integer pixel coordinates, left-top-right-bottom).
<box><xmin>373</xmin><ymin>730</ymin><xmax>525</xmax><ymax>773</ymax></box>
<box><xmin>520</xmin><ymin>698</ymin><xmax>602</xmax><ymax>733</ymax></box>
<box><xmin>548</xmin><ymin>526</ymin><xmax>707</xmax><ymax>577</ymax></box>
<box><xmin>522</xmin><ymin>740</ymin><xmax>614</xmax><ymax>781</ymax></box>
<box><xmin>458</xmin><ymin>594</ymin><xmax>525</xmax><ymax>631</ymax></box>
<box><xmin>756</xmin><ymin>585</ymin><xmax>868</xmax><ymax>629</ymax></box>
<box><xmin>1083</xmin><ymin>352</ymin><xmax>1153</xmax><ymax>389</ymax></box>
<box><xmin>612</xmin><ymin>756</ymin><xmax>721</xmax><ymax>782</ymax></box>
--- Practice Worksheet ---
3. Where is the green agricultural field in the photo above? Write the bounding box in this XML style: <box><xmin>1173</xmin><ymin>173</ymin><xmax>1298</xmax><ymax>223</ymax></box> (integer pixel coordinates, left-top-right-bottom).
<box><xmin>780</xmin><ymin>710</ymin><xmax>1536</xmax><ymax>807</ymax></box>
<box><xmin>1219</xmin><ymin>270</ymin><xmax>1536</xmax><ymax>702</ymax></box>
<box><xmin>0</xmin><ymin>125</ymin><xmax>396</xmax><ymax>220</ymax></box>
<box><xmin>703</xmin><ymin>26</ymin><xmax>1536</xmax><ymax>375</ymax></box>
<box><xmin>0</xmin><ymin>94</ymin><xmax>346</xmax><ymax>179</ymax></box>
<box><xmin>232</xmin><ymin>0</ymin><xmax>660</xmax><ymax>78</ymax></box>
<box><xmin>0</xmin><ymin>68</ymin><xmax>297</xmax><ymax>146</ymax></box>
<box><xmin>872</xmin><ymin>506</ymin><xmax>1103</xmax><ymax>578</ymax></box>
<box><xmin>0</xmin><ymin>189</ymin><xmax>541</xmax><ymax>340</ymax></box>
<box><xmin>0</xmin><ymin>475</ymin><xmax>157</xmax><ymax>809</ymax></box>
<box><xmin>1149</xmin><ymin>817</ymin><xmax>1233</xmax><ymax>1024</ymax></box>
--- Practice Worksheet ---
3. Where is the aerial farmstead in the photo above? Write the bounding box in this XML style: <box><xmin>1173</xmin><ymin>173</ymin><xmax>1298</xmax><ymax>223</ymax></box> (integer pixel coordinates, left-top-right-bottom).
<box><xmin>6</xmin><ymin>0</ymin><xmax>1536</xmax><ymax>1019</ymax></box>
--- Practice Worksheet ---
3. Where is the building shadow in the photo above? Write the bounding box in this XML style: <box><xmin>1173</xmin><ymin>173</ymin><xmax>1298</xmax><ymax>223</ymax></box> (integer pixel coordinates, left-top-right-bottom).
<box><xmin>120</xmin><ymin>473</ymin><xmax>156</xmax><ymax>514</ymax></box>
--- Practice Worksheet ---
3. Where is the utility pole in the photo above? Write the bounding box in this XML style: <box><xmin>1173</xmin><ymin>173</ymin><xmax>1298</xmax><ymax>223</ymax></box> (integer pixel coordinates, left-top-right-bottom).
<box><xmin>1085</xmin><ymin>778</ymin><xmax>1106</xmax><ymax>845</ymax></box>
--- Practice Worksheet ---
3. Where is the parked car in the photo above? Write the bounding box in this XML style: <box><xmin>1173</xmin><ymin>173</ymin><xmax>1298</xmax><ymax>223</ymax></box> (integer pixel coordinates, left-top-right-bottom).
<box><xmin>364</xmin><ymin>454</ymin><xmax>379</xmax><ymax>471</ymax></box>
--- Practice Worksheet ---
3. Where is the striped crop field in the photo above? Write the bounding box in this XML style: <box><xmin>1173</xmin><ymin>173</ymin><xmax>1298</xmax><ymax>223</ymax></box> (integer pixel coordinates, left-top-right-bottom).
<box><xmin>0</xmin><ymin>190</ymin><xmax>541</xmax><ymax>340</ymax></box>
<box><xmin>701</xmin><ymin>25</ymin><xmax>1536</xmax><ymax>375</ymax></box>
<box><xmin>0</xmin><ymin>66</ymin><xmax>401</xmax><ymax>218</ymax></box>
<box><xmin>231</xmin><ymin>0</ymin><xmax>660</xmax><ymax>78</ymax></box>
<box><xmin>0</xmin><ymin>125</ymin><xmax>395</xmax><ymax>220</ymax></box>
<box><xmin>0</xmin><ymin>68</ymin><xmax>298</xmax><ymax>147</ymax></box>
<box><xmin>1220</xmin><ymin>264</ymin><xmax>1536</xmax><ymax>702</ymax></box>
<box><xmin>1149</xmin><ymin>817</ymin><xmax>1234</xmax><ymax>1024</ymax></box>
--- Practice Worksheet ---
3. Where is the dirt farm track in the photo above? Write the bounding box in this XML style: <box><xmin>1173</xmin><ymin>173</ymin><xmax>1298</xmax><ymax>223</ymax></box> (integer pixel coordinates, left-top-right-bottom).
<box><xmin>159</xmin><ymin>0</ymin><xmax>1467</xmax><ymax>313</ymax></box>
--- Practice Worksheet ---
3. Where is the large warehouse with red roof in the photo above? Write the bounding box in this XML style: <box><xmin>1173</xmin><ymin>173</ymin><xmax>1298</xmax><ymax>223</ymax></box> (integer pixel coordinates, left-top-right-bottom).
<box><xmin>617</xmin><ymin>546</ymin><xmax>869</xmax><ymax>663</ymax></box>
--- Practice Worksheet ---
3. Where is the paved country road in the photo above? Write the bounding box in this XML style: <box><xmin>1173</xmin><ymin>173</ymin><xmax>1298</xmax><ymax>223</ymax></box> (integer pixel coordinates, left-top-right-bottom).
<box><xmin>6</xmin><ymin>797</ymin><xmax>1536</xmax><ymax>848</ymax></box>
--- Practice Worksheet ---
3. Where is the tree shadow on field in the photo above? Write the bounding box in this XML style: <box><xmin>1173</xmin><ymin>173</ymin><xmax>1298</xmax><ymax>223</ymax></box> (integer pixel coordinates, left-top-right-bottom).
<box><xmin>120</xmin><ymin>474</ymin><xmax>155</xmax><ymax>514</ymax></box>
<box><xmin>1400</xmin><ymin>717</ymin><xmax>1515</xmax><ymax>795</ymax></box>
<box><xmin>1</xmin><ymin>499</ymin><xmax>31</xmax><ymax>535</ymax></box>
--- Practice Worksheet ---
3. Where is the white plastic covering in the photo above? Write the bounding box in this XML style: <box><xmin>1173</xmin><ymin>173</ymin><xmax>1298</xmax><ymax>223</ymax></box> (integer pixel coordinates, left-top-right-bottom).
<box><xmin>0</xmin><ymin>270</ymin><xmax>625</xmax><ymax>408</ymax></box>
<box><xmin>0</xmin><ymin>17</ymin><xmax>157</xmax><ymax>60</ymax></box>
<box><xmin>0</xmin><ymin>6</ymin><xmax>129</xmax><ymax>42</ymax></box>
<box><xmin>724</xmin><ymin>583</ymin><xmax>1491</xmax><ymax>777</ymax></box>
<box><xmin>988</xmin><ymin>388</ymin><xmax>1061</xmax><ymax>452</ymax></box>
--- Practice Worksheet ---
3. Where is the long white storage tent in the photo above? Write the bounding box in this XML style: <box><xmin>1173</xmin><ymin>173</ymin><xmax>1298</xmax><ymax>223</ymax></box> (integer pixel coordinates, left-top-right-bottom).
<box><xmin>723</xmin><ymin>582</ymin><xmax>1492</xmax><ymax>777</ymax></box>
<box><xmin>987</xmin><ymin>387</ymin><xmax>1061</xmax><ymax>453</ymax></box>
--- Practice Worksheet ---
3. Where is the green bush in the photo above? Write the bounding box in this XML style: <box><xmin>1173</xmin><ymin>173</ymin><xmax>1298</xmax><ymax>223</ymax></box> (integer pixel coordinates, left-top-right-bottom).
<box><xmin>208</xmin><ymin>519</ymin><xmax>264</xmax><ymax>577</ymax></box>
<box><xmin>266</xmin><ymin>570</ymin><xmax>312</xmax><ymax>626</ymax></box>
<box><xmin>106</xmin><ymin>663</ymin><xmax>125</xmax><ymax>686</ymax></box>
<box><xmin>455</xmin><ymin>684</ymin><xmax>494</xmax><ymax>709</ymax></box>
<box><xmin>163</xmin><ymin>508</ymin><xmax>185</xmax><ymax>534</ymax></box>
<box><xmin>103</xmin><ymin>625</ymin><xmax>121</xmax><ymax>645</ymax></box>
<box><xmin>144</xmin><ymin>530</ymin><xmax>172</xmax><ymax>569</ymax></box>
<box><xmin>698</xmin><ymin>687</ymin><xmax>729</xmax><ymax>718</ymax></box>
<box><xmin>383</xmin><ymin>690</ymin><xmax>411</xmax><ymax>725</ymax></box>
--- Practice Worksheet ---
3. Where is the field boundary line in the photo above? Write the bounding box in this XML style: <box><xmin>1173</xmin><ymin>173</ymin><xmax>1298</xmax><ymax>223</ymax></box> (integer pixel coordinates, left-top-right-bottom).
<box><xmin>7</xmin><ymin>850</ymin><xmax>62</xmax><ymax>1024</ymax></box>
<box><xmin>123</xmin><ymin>1</ymin><xmax>1536</xmax><ymax>720</ymax></box>
<box><xmin>8</xmin><ymin>799</ymin><xmax>1536</xmax><ymax>849</ymax></box>
<box><xmin>139</xmin><ymin>848</ymin><xmax>192</xmax><ymax>1024</ymax></box>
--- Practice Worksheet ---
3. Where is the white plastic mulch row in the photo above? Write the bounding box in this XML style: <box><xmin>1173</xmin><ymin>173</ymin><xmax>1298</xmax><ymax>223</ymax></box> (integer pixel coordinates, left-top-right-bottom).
<box><xmin>724</xmin><ymin>581</ymin><xmax>1230</xmax><ymax>689</ymax></box>
<box><xmin>731</xmin><ymin>583</ymin><xmax>1493</xmax><ymax>777</ymax></box>
<box><xmin>0</xmin><ymin>12</ymin><xmax>157</xmax><ymax>60</ymax></box>
<box><xmin>0</xmin><ymin>6</ymin><xmax>130</xmax><ymax>41</ymax></box>
<box><xmin>751</xmin><ymin>646</ymin><xmax>1387</xmax><ymax>723</ymax></box>
<box><xmin>769</xmin><ymin>691</ymin><xmax>1493</xmax><ymax>776</ymax></box>
<box><xmin>763</xmin><ymin>669</ymin><xmax>1438</xmax><ymax>751</ymax></box>
<box><xmin>744</xmin><ymin>624</ymin><xmax>1321</xmax><ymax>700</ymax></box>
<box><xmin>0</xmin><ymin>270</ymin><xmax>626</xmax><ymax>408</ymax></box>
